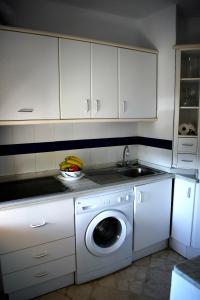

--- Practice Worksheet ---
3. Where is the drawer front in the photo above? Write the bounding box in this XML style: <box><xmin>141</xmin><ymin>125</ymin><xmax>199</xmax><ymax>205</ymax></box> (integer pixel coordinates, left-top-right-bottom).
<box><xmin>0</xmin><ymin>198</ymin><xmax>74</xmax><ymax>254</ymax></box>
<box><xmin>3</xmin><ymin>255</ymin><xmax>75</xmax><ymax>293</ymax></box>
<box><xmin>1</xmin><ymin>237</ymin><xmax>75</xmax><ymax>274</ymax></box>
<box><xmin>177</xmin><ymin>154</ymin><xmax>197</xmax><ymax>169</ymax></box>
<box><xmin>178</xmin><ymin>138</ymin><xmax>197</xmax><ymax>153</ymax></box>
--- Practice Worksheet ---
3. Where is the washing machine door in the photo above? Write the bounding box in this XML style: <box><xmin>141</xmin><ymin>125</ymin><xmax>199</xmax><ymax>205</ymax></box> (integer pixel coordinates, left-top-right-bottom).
<box><xmin>85</xmin><ymin>210</ymin><xmax>127</xmax><ymax>256</ymax></box>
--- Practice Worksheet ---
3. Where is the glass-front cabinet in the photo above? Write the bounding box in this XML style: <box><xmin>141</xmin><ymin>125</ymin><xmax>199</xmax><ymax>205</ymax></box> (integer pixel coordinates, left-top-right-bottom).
<box><xmin>173</xmin><ymin>46</ymin><xmax>200</xmax><ymax>169</ymax></box>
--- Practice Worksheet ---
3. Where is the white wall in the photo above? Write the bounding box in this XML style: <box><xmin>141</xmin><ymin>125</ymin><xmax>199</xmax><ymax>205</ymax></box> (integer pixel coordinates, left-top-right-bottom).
<box><xmin>0</xmin><ymin>2</ymin><xmax>176</xmax><ymax>175</ymax></box>
<box><xmin>136</xmin><ymin>6</ymin><xmax>176</xmax><ymax>167</ymax></box>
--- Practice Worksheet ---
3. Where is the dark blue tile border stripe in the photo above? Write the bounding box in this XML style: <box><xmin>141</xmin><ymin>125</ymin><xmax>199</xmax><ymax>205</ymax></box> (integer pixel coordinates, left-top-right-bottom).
<box><xmin>0</xmin><ymin>136</ymin><xmax>172</xmax><ymax>156</ymax></box>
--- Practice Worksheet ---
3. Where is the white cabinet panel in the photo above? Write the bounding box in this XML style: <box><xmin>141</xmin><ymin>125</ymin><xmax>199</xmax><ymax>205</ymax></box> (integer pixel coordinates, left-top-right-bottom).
<box><xmin>134</xmin><ymin>179</ymin><xmax>172</xmax><ymax>252</ymax></box>
<box><xmin>0</xmin><ymin>30</ymin><xmax>59</xmax><ymax>120</ymax></box>
<box><xmin>171</xmin><ymin>178</ymin><xmax>195</xmax><ymax>246</ymax></box>
<box><xmin>177</xmin><ymin>154</ymin><xmax>197</xmax><ymax>169</ymax></box>
<box><xmin>59</xmin><ymin>39</ymin><xmax>91</xmax><ymax>119</ymax></box>
<box><xmin>91</xmin><ymin>44</ymin><xmax>118</xmax><ymax>118</ymax></box>
<box><xmin>3</xmin><ymin>255</ymin><xmax>75</xmax><ymax>293</ymax></box>
<box><xmin>191</xmin><ymin>183</ymin><xmax>200</xmax><ymax>248</ymax></box>
<box><xmin>0</xmin><ymin>198</ymin><xmax>74</xmax><ymax>254</ymax></box>
<box><xmin>178</xmin><ymin>137</ymin><xmax>197</xmax><ymax>153</ymax></box>
<box><xmin>1</xmin><ymin>237</ymin><xmax>75</xmax><ymax>274</ymax></box>
<box><xmin>119</xmin><ymin>48</ymin><xmax>157</xmax><ymax>119</ymax></box>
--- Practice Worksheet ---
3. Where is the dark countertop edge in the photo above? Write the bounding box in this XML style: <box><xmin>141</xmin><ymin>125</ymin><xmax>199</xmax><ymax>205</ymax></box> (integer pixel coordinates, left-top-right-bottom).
<box><xmin>174</xmin><ymin>263</ymin><xmax>200</xmax><ymax>290</ymax></box>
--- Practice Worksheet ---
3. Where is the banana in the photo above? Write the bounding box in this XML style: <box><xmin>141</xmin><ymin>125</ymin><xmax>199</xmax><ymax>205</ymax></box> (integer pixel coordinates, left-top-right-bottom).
<box><xmin>59</xmin><ymin>161</ymin><xmax>71</xmax><ymax>171</ymax></box>
<box><xmin>65</xmin><ymin>155</ymin><xmax>83</xmax><ymax>165</ymax></box>
<box><xmin>65</xmin><ymin>156</ymin><xmax>83</xmax><ymax>169</ymax></box>
<box><xmin>65</xmin><ymin>158</ymin><xmax>82</xmax><ymax>169</ymax></box>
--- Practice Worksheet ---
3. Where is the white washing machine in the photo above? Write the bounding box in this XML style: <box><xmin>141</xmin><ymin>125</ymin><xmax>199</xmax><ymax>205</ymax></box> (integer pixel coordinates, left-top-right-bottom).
<box><xmin>75</xmin><ymin>187</ymin><xmax>134</xmax><ymax>284</ymax></box>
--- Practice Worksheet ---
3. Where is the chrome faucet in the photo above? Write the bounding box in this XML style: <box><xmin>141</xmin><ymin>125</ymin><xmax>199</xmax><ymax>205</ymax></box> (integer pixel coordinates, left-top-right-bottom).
<box><xmin>122</xmin><ymin>145</ymin><xmax>130</xmax><ymax>166</ymax></box>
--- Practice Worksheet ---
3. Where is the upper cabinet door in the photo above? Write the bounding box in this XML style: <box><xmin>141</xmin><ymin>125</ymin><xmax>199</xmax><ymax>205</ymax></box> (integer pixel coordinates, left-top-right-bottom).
<box><xmin>59</xmin><ymin>39</ymin><xmax>91</xmax><ymax>119</ymax></box>
<box><xmin>91</xmin><ymin>44</ymin><xmax>118</xmax><ymax>118</ymax></box>
<box><xmin>119</xmin><ymin>49</ymin><xmax>157</xmax><ymax>119</ymax></box>
<box><xmin>0</xmin><ymin>30</ymin><xmax>60</xmax><ymax>120</ymax></box>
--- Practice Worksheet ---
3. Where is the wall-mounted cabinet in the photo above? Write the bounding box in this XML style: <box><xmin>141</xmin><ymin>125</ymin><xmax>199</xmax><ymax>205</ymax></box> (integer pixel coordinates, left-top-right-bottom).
<box><xmin>59</xmin><ymin>40</ymin><xmax>118</xmax><ymax>119</ymax></box>
<box><xmin>173</xmin><ymin>46</ymin><xmax>200</xmax><ymax>169</ymax></box>
<box><xmin>119</xmin><ymin>48</ymin><xmax>157</xmax><ymax>119</ymax></box>
<box><xmin>0</xmin><ymin>30</ymin><xmax>60</xmax><ymax>120</ymax></box>
<box><xmin>0</xmin><ymin>26</ymin><xmax>158</xmax><ymax>124</ymax></box>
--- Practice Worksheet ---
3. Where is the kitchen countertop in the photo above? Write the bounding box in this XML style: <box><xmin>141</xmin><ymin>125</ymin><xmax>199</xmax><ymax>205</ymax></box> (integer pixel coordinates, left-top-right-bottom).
<box><xmin>0</xmin><ymin>164</ymin><xmax>174</xmax><ymax>209</ymax></box>
<box><xmin>174</xmin><ymin>256</ymin><xmax>200</xmax><ymax>289</ymax></box>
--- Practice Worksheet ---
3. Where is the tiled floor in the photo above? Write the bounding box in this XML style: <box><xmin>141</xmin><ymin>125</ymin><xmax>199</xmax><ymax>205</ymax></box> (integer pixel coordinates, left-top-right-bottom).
<box><xmin>0</xmin><ymin>249</ymin><xmax>186</xmax><ymax>300</ymax></box>
<box><xmin>36</xmin><ymin>249</ymin><xmax>186</xmax><ymax>300</ymax></box>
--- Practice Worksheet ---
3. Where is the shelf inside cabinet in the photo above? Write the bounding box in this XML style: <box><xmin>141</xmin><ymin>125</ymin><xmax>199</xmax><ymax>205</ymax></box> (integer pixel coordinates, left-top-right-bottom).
<box><xmin>180</xmin><ymin>107</ymin><xmax>199</xmax><ymax>109</ymax></box>
<box><xmin>181</xmin><ymin>78</ymin><xmax>200</xmax><ymax>81</ymax></box>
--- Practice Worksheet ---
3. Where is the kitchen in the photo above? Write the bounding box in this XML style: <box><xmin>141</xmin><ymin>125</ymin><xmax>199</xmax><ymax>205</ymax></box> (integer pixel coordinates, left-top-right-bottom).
<box><xmin>0</xmin><ymin>0</ymin><xmax>200</xmax><ymax>299</ymax></box>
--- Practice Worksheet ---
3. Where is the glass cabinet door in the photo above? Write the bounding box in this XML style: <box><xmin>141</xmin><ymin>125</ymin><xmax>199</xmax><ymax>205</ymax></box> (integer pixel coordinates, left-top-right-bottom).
<box><xmin>178</xmin><ymin>50</ymin><xmax>200</xmax><ymax>137</ymax></box>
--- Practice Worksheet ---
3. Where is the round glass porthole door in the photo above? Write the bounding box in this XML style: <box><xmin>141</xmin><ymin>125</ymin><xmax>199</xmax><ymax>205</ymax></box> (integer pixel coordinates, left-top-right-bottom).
<box><xmin>85</xmin><ymin>210</ymin><xmax>127</xmax><ymax>256</ymax></box>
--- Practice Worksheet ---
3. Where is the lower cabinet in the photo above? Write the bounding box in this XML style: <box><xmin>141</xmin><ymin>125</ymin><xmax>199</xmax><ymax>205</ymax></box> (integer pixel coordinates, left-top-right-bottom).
<box><xmin>170</xmin><ymin>177</ymin><xmax>200</xmax><ymax>258</ymax></box>
<box><xmin>0</xmin><ymin>196</ymin><xmax>75</xmax><ymax>300</ymax></box>
<box><xmin>133</xmin><ymin>178</ymin><xmax>172</xmax><ymax>259</ymax></box>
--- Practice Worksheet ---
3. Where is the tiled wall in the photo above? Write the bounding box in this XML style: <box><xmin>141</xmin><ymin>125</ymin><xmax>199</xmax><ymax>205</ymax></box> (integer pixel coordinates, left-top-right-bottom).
<box><xmin>0</xmin><ymin>123</ymin><xmax>138</xmax><ymax>176</ymax></box>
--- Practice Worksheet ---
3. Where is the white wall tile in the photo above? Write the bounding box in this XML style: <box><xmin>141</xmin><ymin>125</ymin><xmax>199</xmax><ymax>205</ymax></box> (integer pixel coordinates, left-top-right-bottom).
<box><xmin>54</xmin><ymin>123</ymin><xmax>74</xmax><ymax>141</ymax></box>
<box><xmin>137</xmin><ymin>145</ymin><xmax>172</xmax><ymax>168</ymax></box>
<box><xmin>34</xmin><ymin>124</ymin><xmax>55</xmax><ymax>142</ymax></box>
<box><xmin>14</xmin><ymin>154</ymin><xmax>36</xmax><ymax>174</ymax></box>
<box><xmin>0</xmin><ymin>126</ymin><xmax>13</xmax><ymax>145</ymax></box>
<box><xmin>35</xmin><ymin>152</ymin><xmax>56</xmax><ymax>172</ymax></box>
<box><xmin>12</xmin><ymin>125</ymin><xmax>35</xmax><ymax>144</ymax></box>
<box><xmin>0</xmin><ymin>156</ymin><xmax>15</xmax><ymax>176</ymax></box>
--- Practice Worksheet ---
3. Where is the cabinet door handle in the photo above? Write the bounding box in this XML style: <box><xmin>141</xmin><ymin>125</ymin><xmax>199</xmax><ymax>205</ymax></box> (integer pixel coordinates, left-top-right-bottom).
<box><xmin>187</xmin><ymin>187</ymin><xmax>191</xmax><ymax>198</ymax></box>
<box><xmin>137</xmin><ymin>192</ymin><xmax>143</xmax><ymax>204</ymax></box>
<box><xmin>122</xmin><ymin>100</ymin><xmax>127</xmax><ymax>113</ymax></box>
<box><xmin>181</xmin><ymin>159</ymin><xmax>193</xmax><ymax>163</ymax></box>
<box><xmin>34</xmin><ymin>271</ymin><xmax>48</xmax><ymax>278</ymax></box>
<box><xmin>86</xmin><ymin>99</ymin><xmax>90</xmax><ymax>112</ymax></box>
<box><xmin>33</xmin><ymin>251</ymin><xmax>49</xmax><ymax>259</ymax></box>
<box><xmin>18</xmin><ymin>108</ymin><xmax>34</xmax><ymax>112</ymax></box>
<box><xmin>30</xmin><ymin>221</ymin><xmax>47</xmax><ymax>228</ymax></box>
<box><xmin>182</xmin><ymin>143</ymin><xmax>194</xmax><ymax>147</ymax></box>
<box><xmin>96</xmin><ymin>99</ymin><xmax>100</xmax><ymax>112</ymax></box>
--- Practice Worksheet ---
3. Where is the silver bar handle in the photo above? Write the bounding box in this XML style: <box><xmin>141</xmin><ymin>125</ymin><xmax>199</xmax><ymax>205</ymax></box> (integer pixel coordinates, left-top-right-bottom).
<box><xmin>86</xmin><ymin>99</ymin><xmax>90</xmax><ymax>112</ymax></box>
<box><xmin>34</xmin><ymin>271</ymin><xmax>48</xmax><ymax>278</ymax></box>
<box><xmin>182</xmin><ymin>144</ymin><xmax>194</xmax><ymax>147</ymax></box>
<box><xmin>33</xmin><ymin>251</ymin><xmax>49</xmax><ymax>259</ymax></box>
<box><xmin>30</xmin><ymin>221</ymin><xmax>47</xmax><ymax>228</ymax></box>
<box><xmin>187</xmin><ymin>187</ymin><xmax>191</xmax><ymax>198</ymax></box>
<box><xmin>137</xmin><ymin>192</ymin><xmax>143</xmax><ymax>204</ymax></box>
<box><xmin>122</xmin><ymin>100</ymin><xmax>127</xmax><ymax>113</ymax></box>
<box><xmin>18</xmin><ymin>108</ymin><xmax>34</xmax><ymax>112</ymax></box>
<box><xmin>181</xmin><ymin>159</ymin><xmax>193</xmax><ymax>163</ymax></box>
<box><xmin>96</xmin><ymin>99</ymin><xmax>100</xmax><ymax>112</ymax></box>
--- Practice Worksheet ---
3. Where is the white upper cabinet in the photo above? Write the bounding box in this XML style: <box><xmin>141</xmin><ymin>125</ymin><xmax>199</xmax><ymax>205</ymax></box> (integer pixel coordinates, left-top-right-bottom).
<box><xmin>0</xmin><ymin>30</ymin><xmax>60</xmax><ymax>120</ymax></box>
<box><xmin>91</xmin><ymin>44</ymin><xmax>118</xmax><ymax>118</ymax></box>
<box><xmin>119</xmin><ymin>48</ymin><xmax>157</xmax><ymax>119</ymax></box>
<box><xmin>59</xmin><ymin>39</ymin><xmax>91</xmax><ymax>119</ymax></box>
<box><xmin>60</xmin><ymin>40</ymin><xmax>118</xmax><ymax>119</ymax></box>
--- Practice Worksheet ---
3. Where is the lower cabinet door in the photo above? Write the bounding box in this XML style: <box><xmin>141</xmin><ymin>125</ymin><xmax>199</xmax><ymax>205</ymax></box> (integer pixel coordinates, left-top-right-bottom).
<box><xmin>3</xmin><ymin>255</ymin><xmax>75</xmax><ymax>293</ymax></box>
<box><xmin>171</xmin><ymin>178</ymin><xmax>195</xmax><ymax>246</ymax></box>
<box><xmin>134</xmin><ymin>179</ymin><xmax>172</xmax><ymax>252</ymax></box>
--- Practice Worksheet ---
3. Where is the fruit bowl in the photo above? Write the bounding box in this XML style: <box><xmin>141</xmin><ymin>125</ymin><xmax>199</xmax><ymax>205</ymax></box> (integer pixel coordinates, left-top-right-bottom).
<box><xmin>60</xmin><ymin>170</ymin><xmax>81</xmax><ymax>178</ymax></box>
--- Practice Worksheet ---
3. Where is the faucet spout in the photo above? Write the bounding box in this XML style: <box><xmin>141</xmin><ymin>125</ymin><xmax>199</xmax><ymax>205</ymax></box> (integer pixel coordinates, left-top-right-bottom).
<box><xmin>122</xmin><ymin>145</ymin><xmax>130</xmax><ymax>166</ymax></box>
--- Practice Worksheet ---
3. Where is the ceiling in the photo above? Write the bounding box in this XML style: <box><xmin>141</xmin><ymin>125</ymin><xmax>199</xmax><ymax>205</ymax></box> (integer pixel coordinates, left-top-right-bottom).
<box><xmin>58</xmin><ymin>0</ymin><xmax>200</xmax><ymax>18</ymax></box>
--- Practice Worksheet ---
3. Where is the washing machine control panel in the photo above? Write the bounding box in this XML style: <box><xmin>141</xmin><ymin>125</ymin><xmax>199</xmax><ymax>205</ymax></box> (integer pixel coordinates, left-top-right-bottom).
<box><xmin>76</xmin><ymin>188</ymin><xmax>134</xmax><ymax>214</ymax></box>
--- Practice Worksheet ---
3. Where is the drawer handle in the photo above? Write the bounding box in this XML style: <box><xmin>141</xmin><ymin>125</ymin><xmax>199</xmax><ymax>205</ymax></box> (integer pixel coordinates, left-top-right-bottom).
<box><xmin>33</xmin><ymin>251</ymin><xmax>49</xmax><ymax>259</ymax></box>
<box><xmin>96</xmin><ymin>99</ymin><xmax>100</xmax><ymax>112</ymax></box>
<box><xmin>122</xmin><ymin>100</ymin><xmax>127</xmax><ymax>113</ymax></box>
<box><xmin>137</xmin><ymin>192</ymin><xmax>144</xmax><ymax>204</ymax></box>
<box><xmin>187</xmin><ymin>187</ymin><xmax>191</xmax><ymax>198</ymax></box>
<box><xmin>86</xmin><ymin>99</ymin><xmax>90</xmax><ymax>112</ymax></box>
<box><xmin>182</xmin><ymin>143</ymin><xmax>194</xmax><ymax>147</ymax></box>
<box><xmin>34</xmin><ymin>271</ymin><xmax>48</xmax><ymax>278</ymax></box>
<box><xmin>18</xmin><ymin>108</ymin><xmax>34</xmax><ymax>112</ymax></box>
<box><xmin>30</xmin><ymin>221</ymin><xmax>47</xmax><ymax>228</ymax></box>
<box><xmin>181</xmin><ymin>159</ymin><xmax>193</xmax><ymax>163</ymax></box>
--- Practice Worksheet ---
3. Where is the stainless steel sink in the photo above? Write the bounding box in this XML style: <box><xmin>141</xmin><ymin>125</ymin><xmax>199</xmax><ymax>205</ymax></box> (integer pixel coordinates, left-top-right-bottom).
<box><xmin>85</xmin><ymin>164</ymin><xmax>163</xmax><ymax>185</ymax></box>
